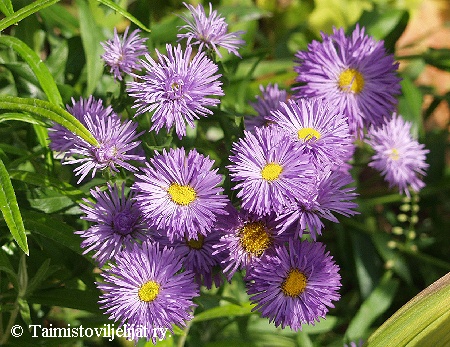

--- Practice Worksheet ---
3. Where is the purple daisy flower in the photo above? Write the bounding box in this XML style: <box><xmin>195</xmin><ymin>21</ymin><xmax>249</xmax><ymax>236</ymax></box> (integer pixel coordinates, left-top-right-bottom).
<box><xmin>154</xmin><ymin>230</ymin><xmax>224</xmax><ymax>289</ymax></box>
<box><xmin>294</xmin><ymin>25</ymin><xmax>401</xmax><ymax>135</ymax></box>
<box><xmin>366</xmin><ymin>114</ymin><xmax>429</xmax><ymax>197</ymax></box>
<box><xmin>133</xmin><ymin>147</ymin><xmax>229</xmax><ymax>241</ymax></box>
<box><xmin>269</xmin><ymin>98</ymin><xmax>354</xmax><ymax>169</ymax></box>
<box><xmin>244</xmin><ymin>84</ymin><xmax>288</xmax><ymax>133</ymax></box>
<box><xmin>97</xmin><ymin>241</ymin><xmax>199</xmax><ymax>344</ymax></box>
<box><xmin>127</xmin><ymin>44</ymin><xmax>223</xmax><ymax>139</ymax></box>
<box><xmin>276</xmin><ymin>168</ymin><xmax>359</xmax><ymax>240</ymax></box>
<box><xmin>213</xmin><ymin>205</ymin><xmax>287</xmax><ymax>280</ymax></box>
<box><xmin>245</xmin><ymin>239</ymin><xmax>341</xmax><ymax>331</ymax></box>
<box><xmin>76</xmin><ymin>183</ymin><xmax>149</xmax><ymax>266</ymax></box>
<box><xmin>49</xmin><ymin>97</ymin><xmax>145</xmax><ymax>183</ymax></box>
<box><xmin>101</xmin><ymin>26</ymin><xmax>148</xmax><ymax>81</ymax></box>
<box><xmin>228</xmin><ymin>126</ymin><xmax>315</xmax><ymax>215</ymax></box>
<box><xmin>177</xmin><ymin>2</ymin><xmax>245</xmax><ymax>58</ymax></box>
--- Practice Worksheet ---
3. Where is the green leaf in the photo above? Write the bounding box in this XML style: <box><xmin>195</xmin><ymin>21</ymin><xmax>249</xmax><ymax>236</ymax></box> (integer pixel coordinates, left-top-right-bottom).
<box><xmin>0</xmin><ymin>96</ymin><xmax>98</xmax><ymax>146</ymax></box>
<box><xmin>0</xmin><ymin>112</ymin><xmax>47</xmax><ymax>126</ymax></box>
<box><xmin>422</xmin><ymin>48</ymin><xmax>450</xmax><ymax>72</ymax></box>
<box><xmin>0</xmin><ymin>0</ymin><xmax>14</xmax><ymax>16</ymax></box>
<box><xmin>367</xmin><ymin>273</ymin><xmax>450</xmax><ymax>347</ymax></box>
<box><xmin>0</xmin><ymin>0</ymin><xmax>60</xmax><ymax>32</ymax></box>
<box><xmin>0</xmin><ymin>158</ymin><xmax>28</xmax><ymax>255</ymax></box>
<box><xmin>398</xmin><ymin>77</ymin><xmax>424</xmax><ymax>138</ymax></box>
<box><xmin>97</xmin><ymin>0</ymin><xmax>150</xmax><ymax>32</ymax></box>
<box><xmin>77</xmin><ymin>0</ymin><xmax>105</xmax><ymax>96</ymax></box>
<box><xmin>28</xmin><ymin>288</ymin><xmax>101</xmax><ymax>313</ymax></box>
<box><xmin>345</xmin><ymin>271</ymin><xmax>399</xmax><ymax>341</ymax></box>
<box><xmin>193</xmin><ymin>302</ymin><xmax>255</xmax><ymax>323</ymax></box>
<box><xmin>39</xmin><ymin>4</ymin><xmax>79</xmax><ymax>38</ymax></box>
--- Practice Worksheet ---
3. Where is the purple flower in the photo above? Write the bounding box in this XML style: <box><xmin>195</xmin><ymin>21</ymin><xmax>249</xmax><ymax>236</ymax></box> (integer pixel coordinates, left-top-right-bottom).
<box><xmin>276</xmin><ymin>168</ymin><xmax>359</xmax><ymax>240</ymax></box>
<box><xmin>227</xmin><ymin>126</ymin><xmax>315</xmax><ymax>215</ymax></box>
<box><xmin>154</xmin><ymin>230</ymin><xmax>224</xmax><ymax>289</ymax></box>
<box><xmin>293</xmin><ymin>25</ymin><xmax>401</xmax><ymax>135</ymax></box>
<box><xmin>127</xmin><ymin>44</ymin><xmax>223</xmax><ymax>139</ymax></box>
<box><xmin>245</xmin><ymin>239</ymin><xmax>341</xmax><ymax>331</ymax></box>
<box><xmin>366</xmin><ymin>114</ymin><xmax>429</xmax><ymax>197</ymax></box>
<box><xmin>97</xmin><ymin>241</ymin><xmax>199</xmax><ymax>344</ymax></box>
<box><xmin>213</xmin><ymin>205</ymin><xmax>287</xmax><ymax>280</ymax></box>
<box><xmin>76</xmin><ymin>183</ymin><xmax>149</xmax><ymax>266</ymax></box>
<box><xmin>133</xmin><ymin>147</ymin><xmax>229</xmax><ymax>241</ymax></box>
<box><xmin>244</xmin><ymin>84</ymin><xmax>287</xmax><ymax>133</ymax></box>
<box><xmin>49</xmin><ymin>97</ymin><xmax>145</xmax><ymax>183</ymax></box>
<box><xmin>101</xmin><ymin>26</ymin><xmax>148</xmax><ymax>81</ymax></box>
<box><xmin>177</xmin><ymin>2</ymin><xmax>245</xmax><ymax>58</ymax></box>
<box><xmin>269</xmin><ymin>98</ymin><xmax>354</xmax><ymax>169</ymax></box>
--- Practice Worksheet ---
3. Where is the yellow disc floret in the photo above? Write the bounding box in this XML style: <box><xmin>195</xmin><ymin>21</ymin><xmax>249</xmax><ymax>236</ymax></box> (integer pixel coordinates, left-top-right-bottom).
<box><xmin>186</xmin><ymin>234</ymin><xmax>205</xmax><ymax>250</ymax></box>
<box><xmin>168</xmin><ymin>183</ymin><xmax>196</xmax><ymax>206</ymax></box>
<box><xmin>338</xmin><ymin>68</ymin><xmax>365</xmax><ymax>94</ymax></box>
<box><xmin>297</xmin><ymin>127</ymin><xmax>321</xmax><ymax>141</ymax></box>
<box><xmin>238</xmin><ymin>221</ymin><xmax>272</xmax><ymax>256</ymax></box>
<box><xmin>261</xmin><ymin>163</ymin><xmax>283</xmax><ymax>181</ymax></box>
<box><xmin>281</xmin><ymin>269</ymin><xmax>307</xmax><ymax>297</ymax></box>
<box><xmin>138</xmin><ymin>280</ymin><xmax>160</xmax><ymax>302</ymax></box>
<box><xmin>389</xmin><ymin>148</ymin><xmax>400</xmax><ymax>161</ymax></box>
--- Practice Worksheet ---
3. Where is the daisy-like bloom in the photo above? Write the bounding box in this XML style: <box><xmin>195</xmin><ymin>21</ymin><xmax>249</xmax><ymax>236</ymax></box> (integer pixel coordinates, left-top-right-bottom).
<box><xmin>177</xmin><ymin>2</ymin><xmax>245</xmax><ymax>58</ymax></box>
<box><xmin>269</xmin><ymin>98</ymin><xmax>354</xmax><ymax>169</ymax></box>
<box><xmin>49</xmin><ymin>97</ymin><xmax>145</xmax><ymax>183</ymax></box>
<box><xmin>133</xmin><ymin>147</ymin><xmax>229</xmax><ymax>241</ymax></box>
<box><xmin>127</xmin><ymin>44</ymin><xmax>223</xmax><ymax>139</ymax></box>
<box><xmin>154</xmin><ymin>230</ymin><xmax>224</xmax><ymax>289</ymax></box>
<box><xmin>76</xmin><ymin>183</ymin><xmax>149</xmax><ymax>266</ymax></box>
<box><xmin>366</xmin><ymin>114</ymin><xmax>429</xmax><ymax>197</ymax></box>
<box><xmin>276</xmin><ymin>168</ymin><xmax>358</xmax><ymax>240</ymax></box>
<box><xmin>97</xmin><ymin>241</ymin><xmax>199</xmax><ymax>344</ymax></box>
<box><xmin>213</xmin><ymin>205</ymin><xmax>287</xmax><ymax>280</ymax></box>
<box><xmin>244</xmin><ymin>84</ymin><xmax>288</xmax><ymax>133</ymax></box>
<box><xmin>101</xmin><ymin>27</ymin><xmax>148</xmax><ymax>81</ymax></box>
<box><xmin>245</xmin><ymin>239</ymin><xmax>341</xmax><ymax>331</ymax></box>
<box><xmin>294</xmin><ymin>25</ymin><xmax>401</xmax><ymax>135</ymax></box>
<box><xmin>227</xmin><ymin>126</ymin><xmax>315</xmax><ymax>215</ymax></box>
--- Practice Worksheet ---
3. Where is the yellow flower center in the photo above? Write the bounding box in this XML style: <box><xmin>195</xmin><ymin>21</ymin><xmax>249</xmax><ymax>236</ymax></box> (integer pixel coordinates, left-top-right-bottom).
<box><xmin>389</xmin><ymin>148</ymin><xmax>400</xmax><ymax>161</ymax></box>
<box><xmin>238</xmin><ymin>221</ymin><xmax>271</xmax><ymax>256</ymax></box>
<box><xmin>338</xmin><ymin>68</ymin><xmax>365</xmax><ymax>94</ymax></box>
<box><xmin>297</xmin><ymin>127</ymin><xmax>321</xmax><ymax>141</ymax></box>
<box><xmin>168</xmin><ymin>183</ymin><xmax>196</xmax><ymax>206</ymax></box>
<box><xmin>281</xmin><ymin>269</ymin><xmax>307</xmax><ymax>297</ymax></box>
<box><xmin>186</xmin><ymin>234</ymin><xmax>205</xmax><ymax>250</ymax></box>
<box><xmin>138</xmin><ymin>280</ymin><xmax>160</xmax><ymax>302</ymax></box>
<box><xmin>261</xmin><ymin>163</ymin><xmax>283</xmax><ymax>181</ymax></box>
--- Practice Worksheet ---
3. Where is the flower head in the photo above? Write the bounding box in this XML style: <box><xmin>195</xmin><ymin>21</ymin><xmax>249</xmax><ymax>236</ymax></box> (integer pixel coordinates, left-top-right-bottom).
<box><xmin>294</xmin><ymin>25</ymin><xmax>401</xmax><ymax>135</ymax></box>
<box><xmin>177</xmin><ymin>2</ymin><xmax>245</xmax><ymax>58</ymax></box>
<box><xmin>101</xmin><ymin>27</ymin><xmax>148</xmax><ymax>81</ymax></box>
<box><xmin>133</xmin><ymin>147</ymin><xmax>228</xmax><ymax>241</ymax></box>
<box><xmin>97</xmin><ymin>241</ymin><xmax>199</xmax><ymax>344</ymax></box>
<box><xmin>246</xmin><ymin>239</ymin><xmax>341</xmax><ymax>331</ymax></box>
<box><xmin>366</xmin><ymin>114</ymin><xmax>429</xmax><ymax>196</ymax></box>
<box><xmin>76</xmin><ymin>183</ymin><xmax>149</xmax><ymax>266</ymax></box>
<box><xmin>127</xmin><ymin>44</ymin><xmax>223</xmax><ymax>139</ymax></box>
<box><xmin>276</xmin><ymin>168</ymin><xmax>359</xmax><ymax>240</ymax></box>
<box><xmin>228</xmin><ymin>126</ymin><xmax>315</xmax><ymax>215</ymax></box>
<box><xmin>244</xmin><ymin>84</ymin><xmax>287</xmax><ymax>133</ymax></box>
<box><xmin>269</xmin><ymin>98</ymin><xmax>354</xmax><ymax>169</ymax></box>
<box><xmin>49</xmin><ymin>97</ymin><xmax>145</xmax><ymax>183</ymax></box>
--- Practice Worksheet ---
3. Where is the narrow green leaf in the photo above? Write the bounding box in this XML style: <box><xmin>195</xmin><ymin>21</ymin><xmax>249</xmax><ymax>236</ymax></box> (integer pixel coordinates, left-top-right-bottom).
<box><xmin>0</xmin><ymin>158</ymin><xmax>28</xmax><ymax>255</ymax></box>
<box><xmin>0</xmin><ymin>112</ymin><xmax>47</xmax><ymax>126</ymax></box>
<box><xmin>345</xmin><ymin>271</ymin><xmax>399</xmax><ymax>341</ymax></box>
<box><xmin>0</xmin><ymin>0</ymin><xmax>60</xmax><ymax>32</ymax></box>
<box><xmin>97</xmin><ymin>0</ymin><xmax>151</xmax><ymax>32</ymax></box>
<box><xmin>423</xmin><ymin>48</ymin><xmax>450</xmax><ymax>72</ymax></box>
<box><xmin>398</xmin><ymin>77</ymin><xmax>424</xmax><ymax>137</ymax></box>
<box><xmin>193</xmin><ymin>302</ymin><xmax>254</xmax><ymax>322</ymax></box>
<box><xmin>28</xmin><ymin>288</ymin><xmax>101</xmax><ymax>313</ymax></box>
<box><xmin>0</xmin><ymin>96</ymin><xmax>98</xmax><ymax>146</ymax></box>
<box><xmin>367</xmin><ymin>273</ymin><xmax>450</xmax><ymax>347</ymax></box>
<box><xmin>0</xmin><ymin>0</ymin><xmax>14</xmax><ymax>16</ymax></box>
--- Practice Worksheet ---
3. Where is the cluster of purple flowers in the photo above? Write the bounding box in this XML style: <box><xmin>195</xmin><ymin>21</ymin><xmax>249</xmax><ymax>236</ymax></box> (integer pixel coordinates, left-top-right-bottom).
<box><xmin>46</xmin><ymin>2</ymin><xmax>431</xmax><ymax>344</ymax></box>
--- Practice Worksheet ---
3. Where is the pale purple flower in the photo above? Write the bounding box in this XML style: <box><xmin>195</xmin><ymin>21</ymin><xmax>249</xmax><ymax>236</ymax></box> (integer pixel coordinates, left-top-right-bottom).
<box><xmin>246</xmin><ymin>239</ymin><xmax>341</xmax><ymax>331</ymax></box>
<box><xmin>294</xmin><ymin>25</ymin><xmax>401</xmax><ymax>135</ymax></box>
<box><xmin>228</xmin><ymin>126</ymin><xmax>315</xmax><ymax>215</ymax></box>
<box><xmin>76</xmin><ymin>183</ymin><xmax>149</xmax><ymax>266</ymax></box>
<box><xmin>366</xmin><ymin>114</ymin><xmax>429</xmax><ymax>197</ymax></box>
<box><xmin>178</xmin><ymin>2</ymin><xmax>245</xmax><ymax>58</ymax></box>
<box><xmin>97</xmin><ymin>241</ymin><xmax>199</xmax><ymax>344</ymax></box>
<box><xmin>133</xmin><ymin>147</ymin><xmax>229</xmax><ymax>241</ymax></box>
<box><xmin>101</xmin><ymin>27</ymin><xmax>148</xmax><ymax>81</ymax></box>
<box><xmin>127</xmin><ymin>44</ymin><xmax>223</xmax><ymax>139</ymax></box>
